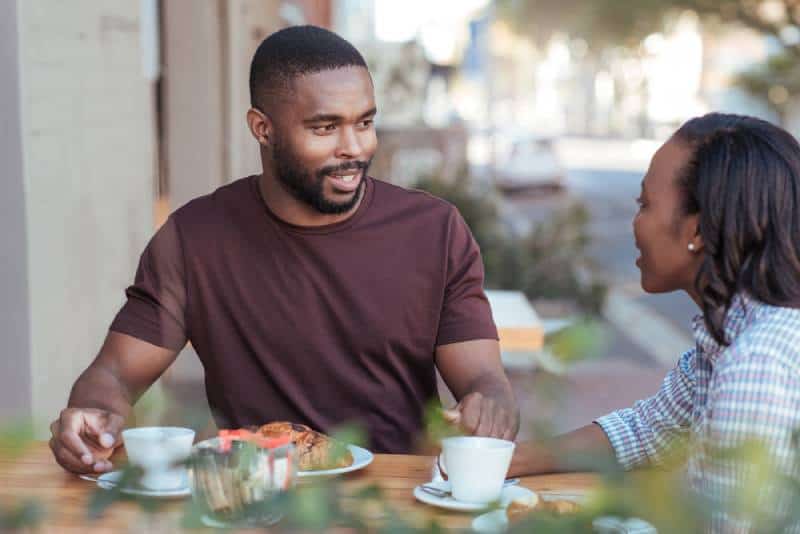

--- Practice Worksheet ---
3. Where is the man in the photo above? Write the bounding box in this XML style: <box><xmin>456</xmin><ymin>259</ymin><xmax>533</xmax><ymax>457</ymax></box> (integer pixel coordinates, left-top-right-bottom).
<box><xmin>49</xmin><ymin>25</ymin><xmax>518</xmax><ymax>474</ymax></box>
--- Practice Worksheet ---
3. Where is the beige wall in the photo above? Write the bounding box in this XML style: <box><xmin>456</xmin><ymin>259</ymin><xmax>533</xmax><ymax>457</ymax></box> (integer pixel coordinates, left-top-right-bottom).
<box><xmin>0</xmin><ymin>0</ymin><xmax>32</xmax><ymax>421</ymax></box>
<box><xmin>12</xmin><ymin>0</ymin><xmax>156</xmax><ymax>432</ymax></box>
<box><xmin>162</xmin><ymin>0</ymin><xmax>226</xmax><ymax>210</ymax></box>
<box><xmin>225</xmin><ymin>0</ymin><xmax>282</xmax><ymax>181</ymax></box>
<box><xmin>162</xmin><ymin>0</ymin><xmax>281</xmax><ymax>215</ymax></box>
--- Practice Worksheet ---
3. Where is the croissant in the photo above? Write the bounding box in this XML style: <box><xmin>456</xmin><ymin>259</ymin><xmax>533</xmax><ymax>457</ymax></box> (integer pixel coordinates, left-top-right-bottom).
<box><xmin>257</xmin><ymin>422</ymin><xmax>354</xmax><ymax>471</ymax></box>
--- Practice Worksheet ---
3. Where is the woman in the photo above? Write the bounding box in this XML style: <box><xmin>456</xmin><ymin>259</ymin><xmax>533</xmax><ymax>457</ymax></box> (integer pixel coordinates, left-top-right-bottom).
<box><xmin>510</xmin><ymin>113</ymin><xmax>800</xmax><ymax>528</ymax></box>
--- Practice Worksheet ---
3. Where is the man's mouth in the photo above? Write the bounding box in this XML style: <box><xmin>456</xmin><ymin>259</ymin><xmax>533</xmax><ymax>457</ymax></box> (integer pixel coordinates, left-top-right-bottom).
<box><xmin>326</xmin><ymin>169</ymin><xmax>363</xmax><ymax>192</ymax></box>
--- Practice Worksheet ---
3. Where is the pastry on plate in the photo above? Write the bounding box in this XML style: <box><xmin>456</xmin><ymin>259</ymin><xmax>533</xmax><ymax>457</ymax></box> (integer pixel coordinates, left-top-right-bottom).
<box><xmin>539</xmin><ymin>499</ymin><xmax>581</xmax><ymax>514</ymax></box>
<box><xmin>506</xmin><ymin>493</ymin><xmax>539</xmax><ymax>523</ymax></box>
<box><xmin>257</xmin><ymin>421</ymin><xmax>354</xmax><ymax>471</ymax></box>
<box><xmin>506</xmin><ymin>493</ymin><xmax>580</xmax><ymax>523</ymax></box>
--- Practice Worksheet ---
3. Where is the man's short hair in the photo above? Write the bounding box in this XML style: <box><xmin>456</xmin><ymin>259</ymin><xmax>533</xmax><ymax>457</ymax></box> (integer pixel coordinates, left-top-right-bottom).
<box><xmin>249</xmin><ymin>25</ymin><xmax>369</xmax><ymax>110</ymax></box>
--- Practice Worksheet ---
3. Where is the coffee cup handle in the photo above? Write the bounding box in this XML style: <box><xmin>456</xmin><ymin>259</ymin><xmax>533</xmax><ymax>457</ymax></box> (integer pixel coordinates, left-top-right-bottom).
<box><xmin>437</xmin><ymin>453</ymin><xmax>448</xmax><ymax>481</ymax></box>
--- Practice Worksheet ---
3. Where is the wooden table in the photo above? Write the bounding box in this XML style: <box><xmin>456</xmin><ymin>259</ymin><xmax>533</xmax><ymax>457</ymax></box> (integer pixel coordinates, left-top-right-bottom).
<box><xmin>0</xmin><ymin>443</ymin><xmax>597</xmax><ymax>531</ymax></box>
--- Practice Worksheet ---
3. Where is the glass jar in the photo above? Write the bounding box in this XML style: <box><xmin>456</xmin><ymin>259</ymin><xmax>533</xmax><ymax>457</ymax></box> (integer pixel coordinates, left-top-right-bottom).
<box><xmin>190</xmin><ymin>438</ymin><xmax>297</xmax><ymax>527</ymax></box>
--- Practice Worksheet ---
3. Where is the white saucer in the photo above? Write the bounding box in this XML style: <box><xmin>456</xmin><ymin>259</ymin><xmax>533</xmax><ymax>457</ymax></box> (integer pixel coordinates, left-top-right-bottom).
<box><xmin>413</xmin><ymin>480</ymin><xmax>536</xmax><ymax>513</ymax></box>
<box><xmin>95</xmin><ymin>470</ymin><xmax>191</xmax><ymax>498</ymax></box>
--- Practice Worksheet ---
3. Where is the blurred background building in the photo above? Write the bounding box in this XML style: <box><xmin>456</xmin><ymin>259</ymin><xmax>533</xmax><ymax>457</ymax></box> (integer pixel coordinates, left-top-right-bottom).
<box><xmin>3</xmin><ymin>0</ymin><xmax>800</xmax><ymax>437</ymax></box>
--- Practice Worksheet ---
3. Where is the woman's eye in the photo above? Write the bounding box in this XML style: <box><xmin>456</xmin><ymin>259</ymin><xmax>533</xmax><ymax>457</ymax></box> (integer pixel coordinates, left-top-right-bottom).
<box><xmin>635</xmin><ymin>196</ymin><xmax>645</xmax><ymax>208</ymax></box>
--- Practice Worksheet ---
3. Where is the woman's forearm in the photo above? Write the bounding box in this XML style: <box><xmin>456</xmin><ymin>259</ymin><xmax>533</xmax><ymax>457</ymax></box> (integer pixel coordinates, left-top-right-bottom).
<box><xmin>509</xmin><ymin>423</ymin><xmax>618</xmax><ymax>476</ymax></box>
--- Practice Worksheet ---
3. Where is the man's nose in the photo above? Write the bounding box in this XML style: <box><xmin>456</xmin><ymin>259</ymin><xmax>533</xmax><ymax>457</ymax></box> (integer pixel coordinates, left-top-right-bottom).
<box><xmin>335</xmin><ymin>126</ymin><xmax>364</xmax><ymax>160</ymax></box>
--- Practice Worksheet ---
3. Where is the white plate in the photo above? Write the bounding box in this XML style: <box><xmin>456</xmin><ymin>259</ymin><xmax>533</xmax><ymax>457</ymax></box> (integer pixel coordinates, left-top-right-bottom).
<box><xmin>297</xmin><ymin>444</ymin><xmax>374</xmax><ymax>477</ymax></box>
<box><xmin>413</xmin><ymin>480</ymin><xmax>536</xmax><ymax>513</ymax></box>
<box><xmin>93</xmin><ymin>470</ymin><xmax>191</xmax><ymax>498</ymax></box>
<box><xmin>193</xmin><ymin>438</ymin><xmax>373</xmax><ymax>477</ymax></box>
<box><xmin>471</xmin><ymin>492</ymin><xmax>589</xmax><ymax>533</ymax></box>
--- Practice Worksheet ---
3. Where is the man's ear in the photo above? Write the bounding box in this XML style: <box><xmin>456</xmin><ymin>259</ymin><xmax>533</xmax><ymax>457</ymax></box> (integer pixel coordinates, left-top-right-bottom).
<box><xmin>246</xmin><ymin>107</ymin><xmax>272</xmax><ymax>146</ymax></box>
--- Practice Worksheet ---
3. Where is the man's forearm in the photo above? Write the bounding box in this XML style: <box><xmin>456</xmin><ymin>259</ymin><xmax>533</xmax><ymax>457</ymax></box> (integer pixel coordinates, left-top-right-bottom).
<box><xmin>509</xmin><ymin>423</ymin><xmax>618</xmax><ymax>476</ymax></box>
<box><xmin>68</xmin><ymin>365</ymin><xmax>133</xmax><ymax>419</ymax></box>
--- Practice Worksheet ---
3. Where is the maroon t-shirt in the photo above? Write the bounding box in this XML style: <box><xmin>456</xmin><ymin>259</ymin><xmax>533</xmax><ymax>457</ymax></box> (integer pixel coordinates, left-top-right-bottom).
<box><xmin>110</xmin><ymin>176</ymin><xmax>497</xmax><ymax>452</ymax></box>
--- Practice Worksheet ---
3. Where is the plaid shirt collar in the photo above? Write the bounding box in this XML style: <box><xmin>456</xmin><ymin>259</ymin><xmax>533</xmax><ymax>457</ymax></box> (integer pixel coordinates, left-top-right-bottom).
<box><xmin>691</xmin><ymin>292</ymin><xmax>762</xmax><ymax>361</ymax></box>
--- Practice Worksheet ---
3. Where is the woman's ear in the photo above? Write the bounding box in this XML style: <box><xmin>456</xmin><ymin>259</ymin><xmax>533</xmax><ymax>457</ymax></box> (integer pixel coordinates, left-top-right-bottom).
<box><xmin>246</xmin><ymin>108</ymin><xmax>272</xmax><ymax>147</ymax></box>
<box><xmin>686</xmin><ymin>214</ymin><xmax>704</xmax><ymax>254</ymax></box>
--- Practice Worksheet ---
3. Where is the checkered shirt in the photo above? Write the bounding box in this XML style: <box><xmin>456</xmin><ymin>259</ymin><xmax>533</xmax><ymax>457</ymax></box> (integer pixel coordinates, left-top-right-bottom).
<box><xmin>596</xmin><ymin>293</ymin><xmax>800</xmax><ymax>532</ymax></box>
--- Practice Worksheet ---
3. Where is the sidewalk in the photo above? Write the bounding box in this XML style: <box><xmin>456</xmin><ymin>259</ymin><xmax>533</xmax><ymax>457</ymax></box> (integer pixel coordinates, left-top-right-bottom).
<box><xmin>511</xmin><ymin>321</ymin><xmax>673</xmax><ymax>440</ymax></box>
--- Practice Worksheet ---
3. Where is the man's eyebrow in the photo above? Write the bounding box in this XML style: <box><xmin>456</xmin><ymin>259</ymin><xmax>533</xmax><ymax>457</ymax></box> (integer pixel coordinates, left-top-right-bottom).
<box><xmin>303</xmin><ymin>108</ymin><xmax>377</xmax><ymax>124</ymax></box>
<box><xmin>303</xmin><ymin>113</ymin><xmax>343</xmax><ymax>124</ymax></box>
<box><xmin>359</xmin><ymin>107</ymin><xmax>377</xmax><ymax>119</ymax></box>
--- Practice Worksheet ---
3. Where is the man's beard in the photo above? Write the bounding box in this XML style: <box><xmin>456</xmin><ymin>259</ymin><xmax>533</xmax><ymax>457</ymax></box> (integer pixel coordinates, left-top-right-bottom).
<box><xmin>273</xmin><ymin>140</ymin><xmax>371</xmax><ymax>215</ymax></box>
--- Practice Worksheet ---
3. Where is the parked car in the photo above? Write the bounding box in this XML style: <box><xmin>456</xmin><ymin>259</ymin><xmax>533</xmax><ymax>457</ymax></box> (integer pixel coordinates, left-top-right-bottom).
<box><xmin>494</xmin><ymin>136</ymin><xmax>565</xmax><ymax>193</ymax></box>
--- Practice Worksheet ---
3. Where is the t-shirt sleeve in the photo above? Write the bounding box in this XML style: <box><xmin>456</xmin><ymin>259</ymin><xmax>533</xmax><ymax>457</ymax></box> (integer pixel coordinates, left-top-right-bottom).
<box><xmin>109</xmin><ymin>216</ymin><xmax>188</xmax><ymax>351</ymax></box>
<box><xmin>435</xmin><ymin>207</ymin><xmax>499</xmax><ymax>346</ymax></box>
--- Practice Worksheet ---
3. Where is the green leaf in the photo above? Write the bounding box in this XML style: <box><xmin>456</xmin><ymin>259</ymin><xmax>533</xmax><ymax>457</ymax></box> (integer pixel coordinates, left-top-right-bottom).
<box><xmin>0</xmin><ymin>500</ymin><xmax>45</xmax><ymax>529</ymax></box>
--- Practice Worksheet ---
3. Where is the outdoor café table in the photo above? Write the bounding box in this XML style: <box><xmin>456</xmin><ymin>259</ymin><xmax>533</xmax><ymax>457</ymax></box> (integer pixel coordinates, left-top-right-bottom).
<box><xmin>0</xmin><ymin>441</ymin><xmax>598</xmax><ymax>531</ymax></box>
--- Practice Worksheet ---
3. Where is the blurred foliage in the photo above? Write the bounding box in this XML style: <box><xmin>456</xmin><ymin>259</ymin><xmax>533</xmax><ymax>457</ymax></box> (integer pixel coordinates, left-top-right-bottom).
<box><xmin>546</xmin><ymin>320</ymin><xmax>609</xmax><ymax>365</ymax></box>
<box><xmin>413</xmin><ymin>174</ymin><xmax>607</xmax><ymax>314</ymax></box>
<box><xmin>0</xmin><ymin>420</ymin><xmax>36</xmax><ymax>462</ymax></box>
<box><xmin>497</xmin><ymin>0</ymin><xmax>800</xmax><ymax>121</ymax></box>
<box><xmin>422</xmin><ymin>400</ymin><xmax>464</xmax><ymax>449</ymax></box>
<box><xmin>496</xmin><ymin>0</ymin><xmax>673</xmax><ymax>49</ymax></box>
<box><xmin>0</xmin><ymin>420</ymin><xmax>43</xmax><ymax>530</ymax></box>
<box><xmin>737</xmin><ymin>52</ymin><xmax>800</xmax><ymax>122</ymax></box>
<box><xmin>0</xmin><ymin>500</ymin><xmax>45</xmax><ymax>531</ymax></box>
<box><xmin>516</xmin><ymin>204</ymin><xmax>608</xmax><ymax>313</ymax></box>
<box><xmin>331</xmin><ymin>423</ymin><xmax>368</xmax><ymax>450</ymax></box>
<box><xmin>86</xmin><ymin>464</ymin><xmax>161</xmax><ymax>520</ymax></box>
<box><xmin>498</xmin><ymin>0</ymin><xmax>800</xmax><ymax>54</ymax></box>
<box><xmin>331</xmin><ymin>423</ymin><xmax>368</xmax><ymax>467</ymax></box>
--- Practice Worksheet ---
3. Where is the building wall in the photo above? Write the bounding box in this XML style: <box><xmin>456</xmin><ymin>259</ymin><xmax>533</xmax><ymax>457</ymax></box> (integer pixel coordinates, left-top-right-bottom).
<box><xmin>13</xmin><ymin>0</ymin><xmax>156</xmax><ymax>431</ymax></box>
<box><xmin>162</xmin><ymin>0</ymin><xmax>292</xmax><ymax>213</ymax></box>
<box><xmin>0</xmin><ymin>0</ymin><xmax>32</xmax><ymax>421</ymax></box>
<box><xmin>224</xmin><ymin>0</ymin><xmax>282</xmax><ymax>182</ymax></box>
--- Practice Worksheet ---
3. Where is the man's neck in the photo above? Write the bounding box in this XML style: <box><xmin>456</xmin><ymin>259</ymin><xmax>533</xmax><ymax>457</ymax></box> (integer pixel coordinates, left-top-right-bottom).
<box><xmin>257</xmin><ymin>174</ymin><xmax>363</xmax><ymax>227</ymax></box>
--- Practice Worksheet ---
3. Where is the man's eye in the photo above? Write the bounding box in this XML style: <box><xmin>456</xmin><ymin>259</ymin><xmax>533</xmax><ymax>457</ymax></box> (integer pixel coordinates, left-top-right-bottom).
<box><xmin>359</xmin><ymin>119</ymin><xmax>374</xmax><ymax>128</ymax></box>
<box><xmin>635</xmin><ymin>196</ymin><xmax>646</xmax><ymax>208</ymax></box>
<box><xmin>313</xmin><ymin>124</ymin><xmax>336</xmax><ymax>134</ymax></box>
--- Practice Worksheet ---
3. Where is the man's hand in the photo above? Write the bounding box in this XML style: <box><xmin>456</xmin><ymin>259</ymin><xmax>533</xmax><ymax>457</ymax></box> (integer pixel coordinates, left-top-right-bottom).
<box><xmin>49</xmin><ymin>408</ymin><xmax>125</xmax><ymax>474</ymax></box>
<box><xmin>443</xmin><ymin>391</ymin><xmax>519</xmax><ymax>441</ymax></box>
<box><xmin>51</xmin><ymin>332</ymin><xmax>180</xmax><ymax>474</ymax></box>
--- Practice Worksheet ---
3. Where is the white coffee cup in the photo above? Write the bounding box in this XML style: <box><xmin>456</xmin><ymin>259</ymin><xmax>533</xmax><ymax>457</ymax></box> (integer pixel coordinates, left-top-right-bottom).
<box><xmin>122</xmin><ymin>427</ymin><xmax>195</xmax><ymax>491</ymax></box>
<box><xmin>440</xmin><ymin>436</ymin><xmax>515</xmax><ymax>504</ymax></box>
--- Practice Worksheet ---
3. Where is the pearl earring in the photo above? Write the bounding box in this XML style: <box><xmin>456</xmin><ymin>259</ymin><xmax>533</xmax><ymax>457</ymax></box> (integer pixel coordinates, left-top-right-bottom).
<box><xmin>688</xmin><ymin>243</ymin><xmax>696</xmax><ymax>252</ymax></box>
